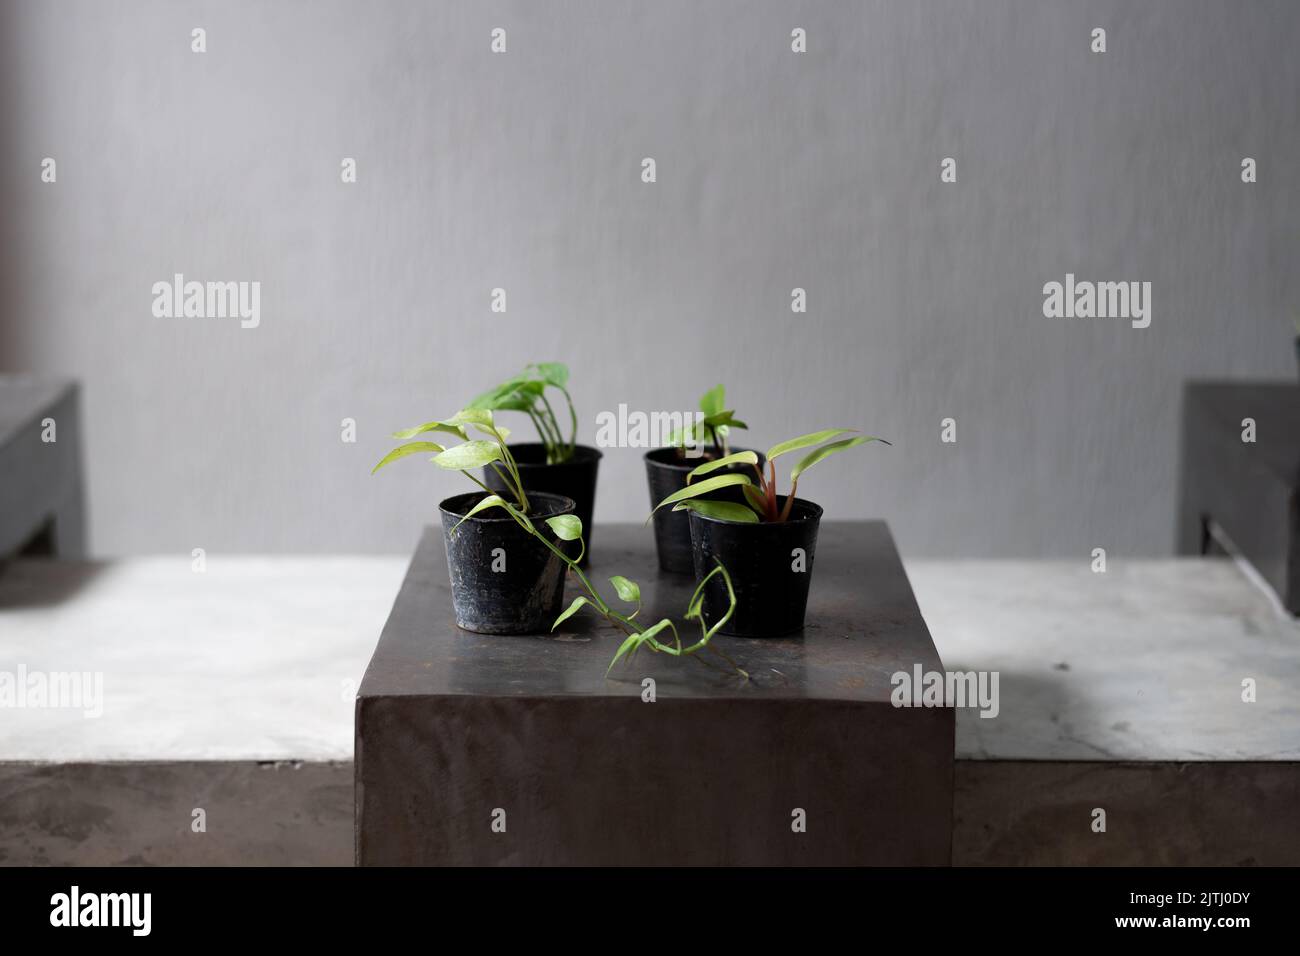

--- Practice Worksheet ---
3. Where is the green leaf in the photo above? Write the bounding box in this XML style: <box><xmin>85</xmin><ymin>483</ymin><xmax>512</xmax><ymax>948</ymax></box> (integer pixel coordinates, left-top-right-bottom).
<box><xmin>664</xmin><ymin>419</ymin><xmax>702</xmax><ymax>448</ymax></box>
<box><xmin>649</xmin><ymin>473</ymin><xmax>753</xmax><ymax>517</ymax></box>
<box><xmin>371</xmin><ymin>441</ymin><xmax>446</xmax><ymax>474</ymax></box>
<box><xmin>766</xmin><ymin>429</ymin><xmax>856</xmax><ymax>462</ymax></box>
<box><xmin>686</xmin><ymin>450</ymin><xmax>758</xmax><ymax>482</ymax></box>
<box><xmin>545</xmin><ymin>514</ymin><xmax>583</xmax><ymax>541</ymax></box>
<box><xmin>699</xmin><ymin>384</ymin><xmax>725</xmax><ymax>418</ymax></box>
<box><xmin>606</xmin><ymin>632</ymin><xmax>645</xmax><ymax>674</ymax></box>
<box><xmin>685</xmin><ymin>589</ymin><xmax>704</xmax><ymax>620</ymax></box>
<box><xmin>790</xmin><ymin>436</ymin><xmax>888</xmax><ymax>483</ymax></box>
<box><xmin>636</xmin><ymin>618</ymin><xmax>675</xmax><ymax>649</ymax></box>
<box><xmin>742</xmin><ymin>483</ymin><xmax>768</xmax><ymax>514</ymax></box>
<box><xmin>701</xmin><ymin>409</ymin><xmax>740</xmax><ymax>429</ymax></box>
<box><xmin>468</xmin><ymin>379</ymin><xmax>543</xmax><ymax>412</ymax></box>
<box><xmin>432</xmin><ymin>440</ymin><xmax>502</xmax><ymax>470</ymax></box>
<box><xmin>472</xmin><ymin>423</ymin><xmax>511</xmax><ymax>441</ymax></box>
<box><xmin>672</xmin><ymin>500</ymin><xmax>760</xmax><ymax>523</ymax></box>
<box><xmin>609</xmin><ymin>575</ymin><xmax>640</xmax><ymax>604</ymax></box>
<box><xmin>551</xmin><ymin>596</ymin><xmax>590</xmax><ymax>631</ymax></box>
<box><xmin>449</xmin><ymin>408</ymin><xmax>494</xmax><ymax>428</ymax></box>
<box><xmin>391</xmin><ymin>420</ymin><xmax>468</xmax><ymax>441</ymax></box>
<box><xmin>448</xmin><ymin>494</ymin><xmax>510</xmax><ymax>535</ymax></box>
<box><xmin>527</xmin><ymin>362</ymin><xmax>569</xmax><ymax>389</ymax></box>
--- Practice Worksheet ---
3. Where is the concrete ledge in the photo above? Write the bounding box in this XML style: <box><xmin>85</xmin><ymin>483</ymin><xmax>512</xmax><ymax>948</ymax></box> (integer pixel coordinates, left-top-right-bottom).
<box><xmin>4</xmin><ymin>548</ymin><xmax>1298</xmax><ymax>865</ymax></box>
<box><xmin>954</xmin><ymin>761</ymin><xmax>1300</xmax><ymax>866</ymax></box>
<box><xmin>0</xmin><ymin>761</ymin><xmax>352</xmax><ymax>866</ymax></box>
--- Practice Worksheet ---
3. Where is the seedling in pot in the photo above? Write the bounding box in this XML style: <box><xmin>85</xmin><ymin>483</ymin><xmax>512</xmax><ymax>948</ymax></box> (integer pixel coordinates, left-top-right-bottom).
<box><xmin>664</xmin><ymin>383</ymin><xmax>748</xmax><ymax>460</ymax></box>
<box><xmin>651</xmin><ymin>428</ymin><xmax>890</xmax><ymax>523</ymax></box>
<box><xmin>371</xmin><ymin>407</ymin><xmax>535</xmax><ymax>512</ymax></box>
<box><xmin>373</xmin><ymin>407</ymin><xmax>583</xmax><ymax>634</ymax></box>
<box><xmin>448</xmin><ymin>500</ymin><xmax>749</xmax><ymax>678</ymax></box>
<box><xmin>467</xmin><ymin>362</ymin><xmax>578</xmax><ymax>465</ymax></box>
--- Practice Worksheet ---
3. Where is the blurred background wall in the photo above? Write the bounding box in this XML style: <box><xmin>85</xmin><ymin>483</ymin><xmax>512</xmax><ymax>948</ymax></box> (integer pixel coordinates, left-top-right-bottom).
<box><xmin>1</xmin><ymin>0</ymin><xmax>1296</xmax><ymax>558</ymax></box>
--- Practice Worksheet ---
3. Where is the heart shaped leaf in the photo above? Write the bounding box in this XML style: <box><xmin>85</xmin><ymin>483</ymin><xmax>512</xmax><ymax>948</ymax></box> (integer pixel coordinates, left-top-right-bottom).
<box><xmin>545</xmin><ymin>514</ymin><xmax>583</xmax><ymax>541</ymax></box>
<box><xmin>371</xmin><ymin>441</ymin><xmax>446</xmax><ymax>474</ymax></box>
<box><xmin>432</xmin><ymin>440</ymin><xmax>502</xmax><ymax>471</ymax></box>
<box><xmin>551</xmin><ymin>596</ymin><xmax>590</xmax><ymax>631</ymax></box>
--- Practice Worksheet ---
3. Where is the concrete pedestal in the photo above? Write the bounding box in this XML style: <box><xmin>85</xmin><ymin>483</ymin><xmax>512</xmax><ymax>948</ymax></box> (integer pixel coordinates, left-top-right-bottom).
<box><xmin>355</xmin><ymin>521</ymin><xmax>953</xmax><ymax>866</ymax></box>
<box><xmin>0</xmin><ymin>376</ymin><xmax>85</xmax><ymax>559</ymax></box>
<box><xmin>1177</xmin><ymin>382</ymin><xmax>1299</xmax><ymax>615</ymax></box>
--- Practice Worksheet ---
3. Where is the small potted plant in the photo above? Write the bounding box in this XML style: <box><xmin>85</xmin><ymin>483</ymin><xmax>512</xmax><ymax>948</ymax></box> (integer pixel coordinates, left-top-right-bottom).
<box><xmin>372</xmin><ymin>408</ymin><xmax>576</xmax><ymax>634</ymax></box>
<box><xmin>644</xmin><ymin>384</ymin><xmax>764</xmax><ymax>574</ymax></box>
<box><xmin>470</xmin><ymin>363</ymin><xmax>602</xmax><ymax>563</ymax></box>
<box><xmin>650</xmin><ymin>428</ymin><xmax>889</xmax><ymax>637</ymax></box>
<box><xmin>449</xmin><ymin>495</ymin><xmax>749</xmax><ymax>678</ymax></box>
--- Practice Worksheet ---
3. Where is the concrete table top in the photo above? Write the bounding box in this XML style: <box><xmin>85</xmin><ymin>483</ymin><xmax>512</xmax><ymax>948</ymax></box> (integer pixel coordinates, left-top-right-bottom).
<box><xmin>908</xmin><ymin>556</ymin><xmax>1300</xmax><ymax>761</ymax></box>
<box><xmin>0</xmin><ymin>556</ymin><xmax>407</xmax><ymax>761</ymax></box>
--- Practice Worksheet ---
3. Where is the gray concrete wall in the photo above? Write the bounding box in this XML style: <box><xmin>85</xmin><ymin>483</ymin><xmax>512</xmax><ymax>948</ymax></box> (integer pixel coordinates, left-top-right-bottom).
<box><xmin>1</xmin><ymin>1</ymin><xmax>1295</xmax><ymax>558</ymax></box>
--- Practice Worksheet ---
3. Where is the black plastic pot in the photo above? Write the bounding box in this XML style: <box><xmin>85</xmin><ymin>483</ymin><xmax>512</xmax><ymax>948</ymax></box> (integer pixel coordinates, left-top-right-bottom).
<box><xmin>644</xmin><ymin>447</ymin><xmax>765</xmax><ymax>574</ymax></box>
<box><xmin>688</xmin><ymin>496</ymin><xmax>823</xmax><ymax>637</ymax></box>
<box><xmin>484</xmin><ymin>443</ymin><xmax>601</xmax><ymax>565</ymax></box>
<box><xmin>439</xmin><ymin>490</ymin><xmax>575</xmax><ymax>635</ymax></box>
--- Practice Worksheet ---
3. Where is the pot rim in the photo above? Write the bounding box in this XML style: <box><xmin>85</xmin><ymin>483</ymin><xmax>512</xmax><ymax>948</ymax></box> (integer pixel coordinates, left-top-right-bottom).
<box><xmin>644</xmin><ymin>445</ymin><xmax>764</xmax><ymax>473</ymax></box>
<box><xmin>439</xmin><ymin>490</ymin><xmax>576</xmax><ymax>522</ymax></box>
<box><xmin>502</xmin><ymin>442</ymin><xmax>604</xmax><ymax>466</ymax></box>
<box><xmin>685</xmin><ymin>495</ymin><xmax>824</xmax><ymax>527</ymax></box>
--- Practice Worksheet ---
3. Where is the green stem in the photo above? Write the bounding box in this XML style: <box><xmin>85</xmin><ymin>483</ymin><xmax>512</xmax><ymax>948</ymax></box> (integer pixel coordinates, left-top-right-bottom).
<box><xmin>497</xmin><ymin>439</ymin><xmax>528</xmax><ymax>513</ymax></box>
<box><xmin>558</xmin><ymin>385</ymin><xmax>578</xmax><ymax>460</ymax></box>
<box><xmin>530</xmin><ymin>522</ymin><xmax>746</xmax><ymax>678</ymax></box>
<box><xmin>459</xmin><ymin>470</ymin><xmax>497</xmax><ymax>498</ymax></box>
<box><xmin>526</xmin><ymin>408</ymin><xmax>557</xmax><ymax>458</ymax></box>
<box><xmin>538</xmin><ymin>392</ymin><xmax>566</xmax><ymax>463</ymax></box>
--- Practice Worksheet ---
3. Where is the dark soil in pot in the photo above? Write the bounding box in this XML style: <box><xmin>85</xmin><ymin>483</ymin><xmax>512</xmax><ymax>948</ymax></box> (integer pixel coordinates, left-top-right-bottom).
<box><xmin>439</xmin><ymin>490</ymin><xmax>576</xmax><ymax>634</ymax></box>
<box><xmin>483</xmin><ymin>443</ymin><xmax>601</xmax><ymax>565</ymax></box>
<box><xmin>688</xmin><ymin>496</ymin><xmax>823</xmax><ymax>637</ymax></box>
<box><xmin>644</xmin><ymin>446</ymin><xmax>765</xmax><ymax>574</ymax></box>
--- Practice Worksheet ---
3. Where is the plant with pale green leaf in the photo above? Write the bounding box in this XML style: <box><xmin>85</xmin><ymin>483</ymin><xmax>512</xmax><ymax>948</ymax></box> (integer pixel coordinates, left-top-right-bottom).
<box><xmin>439</xmin><ymin>496</ymin><xmax>747</xmax><ymax>678</ymax></box>
<box><xmin>373</xmin><ymin>407</ymin><xmax>745</xmax><ymax>677</ymax></box>
<box><xmin>371</xmin><ymin>407</ymin><xmax>535</xmax><ymax>514</ymax></box>
<box><xmin>467</xmin><ymin>362</ymin><xmax>578</xmax><ymax>465</ymax></box>
<box><xmin>664</xmin><ymin>383</ymin><xmax>748</xmax><ymax>460</ymax></box>
<box><xmin>651</xmin><ymin>428</ymin><xmax>891</xmax><ymax>524</ymax></box>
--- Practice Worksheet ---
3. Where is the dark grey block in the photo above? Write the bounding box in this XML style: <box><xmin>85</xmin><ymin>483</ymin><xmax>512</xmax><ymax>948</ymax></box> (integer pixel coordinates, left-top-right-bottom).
<box><xmin>1176</xmin><ymin>382</ymin><xmax>1299</xmax><ymax>614</ymax></box>
<box><xmin>954</xmin><ymin>761</ymin><xmax>1300</xmax><ymax>866</ymax></box>
<box><xmin>0</xmin><ymin>377</ymin><xmax>86</xmax><ymax>559</ymax></box>
<box><xmin>0</xmin><ymin>761</ymin><xmax>352</xmax><ymax>866</ymax></box>
<box><xmin>356</xmin><ymin>521</ymin><xmax>953</xmax><ymax>866</ymax></box>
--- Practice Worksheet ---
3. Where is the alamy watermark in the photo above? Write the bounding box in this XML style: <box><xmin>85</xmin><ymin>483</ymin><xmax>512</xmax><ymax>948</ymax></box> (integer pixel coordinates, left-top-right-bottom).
<box><xmin>0</xmin><ymin>665</ymin><xmax>103</xmax><ymax>718</ymax></box>
<box><xmin>593</xmin><ymin>405</ymin><xmax>705</xmax><ymax>455</ymax></box>
<box><xmin>50</xmin><ymin>886</ymin><xmax>150</xmax><ymax>936</ymax></box>
<box><xmin>891</xmin><ymin>665</ymin><xmax>999</xmax><ymax>718</ymax></box>
<box><xmin>1043</xmin><ymin>273</ymin><xmax>1150</xmax><ymax>329</ymax></box>
<box><xmin>151</xmin><ymin>273</ymin><xmax>261</xmax><ymax>329</ymax></box>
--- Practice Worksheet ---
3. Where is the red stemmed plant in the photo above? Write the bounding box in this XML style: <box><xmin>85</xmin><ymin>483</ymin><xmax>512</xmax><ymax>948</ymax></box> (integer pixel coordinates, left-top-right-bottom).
<box><xmin>649</xmin><ymin>428</ymin><xmax>890</xmax><ymax>524</ymax></box>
